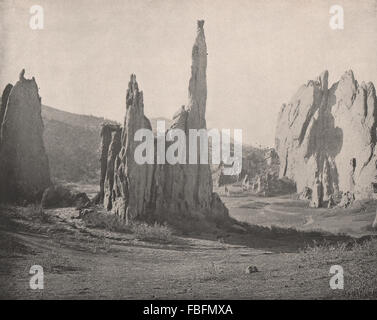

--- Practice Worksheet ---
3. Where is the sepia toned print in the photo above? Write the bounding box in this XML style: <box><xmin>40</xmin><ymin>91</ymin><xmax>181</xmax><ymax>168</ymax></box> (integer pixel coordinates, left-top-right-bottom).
<box><xmin>0</xmin><ymin>0</ymin><xmax>376</xmax><ymax>301</ymax></box>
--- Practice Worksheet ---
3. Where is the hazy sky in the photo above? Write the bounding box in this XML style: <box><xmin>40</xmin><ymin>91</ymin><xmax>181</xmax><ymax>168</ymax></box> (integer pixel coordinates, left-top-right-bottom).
<box><xmin>1</xmin><ymin>0</ymin><xmax>376</xmax><ymax>146</ymax></box>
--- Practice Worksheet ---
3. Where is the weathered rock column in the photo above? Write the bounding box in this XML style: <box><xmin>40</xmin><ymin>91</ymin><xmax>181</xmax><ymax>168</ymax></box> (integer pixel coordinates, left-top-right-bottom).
<box><xmin>100</xmin><ymin>21</ymin><xmax>228</xmax><ymax>223</ymax></box>
<box><xmin>0</xmin><ymin>70</ymin><xmax>51</xmax><ymax>203</ymax></box>
<box><xmin>99</xmin><ymin>124</ymin><xmax>121</xmax><ymax>203</ymax></box>
<box><xmin>109</xmin><ymin>75</ymin><xmax>155</xmax><ymax>222</ymax></box>
<box><xmin>154</xmin><ymin>20</ymin><xmax>214</xmax><ymax>216</ymax></box>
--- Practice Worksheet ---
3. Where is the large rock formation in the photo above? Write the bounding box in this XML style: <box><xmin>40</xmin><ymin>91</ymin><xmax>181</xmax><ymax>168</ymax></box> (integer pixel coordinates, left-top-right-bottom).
<box><xmin>276</xmin><ymin>70</ymin><xmax>377</xmax><ymax>207</ymax></box>
<box><xmin>100</xmin><ymin>21</ymin><xmax>228</xmax><ymax>223</ymax></box>
<box><xmin>0</xmin><ymin>70</ymin><xmax>51</xmax><ymax>203</ymax></box>
<box><xmin>99</xmin><ymin>123</ymin><xmax>121</xmax><ymax>203</ymax></box>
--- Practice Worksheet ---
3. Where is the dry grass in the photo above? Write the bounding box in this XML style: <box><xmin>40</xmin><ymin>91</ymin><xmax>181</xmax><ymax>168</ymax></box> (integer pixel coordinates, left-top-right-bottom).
<box><xmin>301</xmin><ymin>237</ymin><xmax>377</xmax><ymax>260</ymax></box>
<box><xmin>80</xmin><ymin>211</ymin><xmax>173</xmax><ymax>243</ymax></box>
<box><xmin>301</xmin><ymin>237</ymin><xmax>377</xmax><ymax>299</ymax></box>
<box><xmin>80</xmin><ymin>211</ymin><xmax>131</xmax><ymax>233</ymax></box>
<box><xmin>19</xmin><ymin>204</ymin><xmax>50</xmax><ymax>223</ymax></box>
<box><xmin>131</xmin><ymin>222</ymin><xmax>173</xmax><ymax>243</ymax></box>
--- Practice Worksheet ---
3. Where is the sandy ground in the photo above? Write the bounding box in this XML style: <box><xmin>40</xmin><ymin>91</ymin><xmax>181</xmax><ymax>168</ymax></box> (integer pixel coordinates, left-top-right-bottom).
<box><xmin>217</xmin><ymin>185</ymin><xmax>377</xmax><ymax>237</ymax></box>
<box><xmin>0</xmin><ymin>185</ymin><xmax>376</xmax><ymax>299</ymax></box>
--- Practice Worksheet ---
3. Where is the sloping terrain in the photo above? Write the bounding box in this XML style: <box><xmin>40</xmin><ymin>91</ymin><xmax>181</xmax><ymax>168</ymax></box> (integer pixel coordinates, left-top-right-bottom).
<box><xmin>42</xmin><ymin>105</ymin><xmax>173</xmax><ymax>184</ymax></box>
<box><xmin>0</xmin><ymin>192</ymin><xmax>376</xmax><ymax>299</ymax></box>
<box><xmin>43</xmin><ymin>118</ymin><xmax>100</xmax><ymax>182</ymax></box>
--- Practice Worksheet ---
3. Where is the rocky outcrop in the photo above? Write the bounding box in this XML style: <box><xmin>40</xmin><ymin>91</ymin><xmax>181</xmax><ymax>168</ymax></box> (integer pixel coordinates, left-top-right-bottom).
<box><xmin>100</xmin><ymin>21</ymin><xmax>228</xmax><ymax>223</ymax></box>
<box><xmin>155</xmin><ymin>19</ymin><xmax>214</xmax><ymax>218</ymax></box>
<box><xmin>107</xmin><ymin>76</ymin><xmax>155</xmax><ymax>222</ymax></box>
<box><xmin>251</xmin><ymin>172</ymin><xmax>296</xmax><ymax>196</ymax></box>
<box><xmin>214</xmin><ymin>161</ymin><xmax>238</xmax><ymax>187</ymax></box>
<box><xmin>0</xmin><ymin>70</ymin><xmax>51</xmax><ymax>203</ymax></box>
<box><xmin>99</xmin><ymin>123</ymin><xmax>121</xmax><ymax>203</ymax></box>
<box><xmin>0</xmin><ymin>84</ymin><xmax>13</xmax><ymax>134</ymax></box>
<box><xmin>276</xmin><ymin>70</ymin><xmax>377</xmax><ymax>207</ymax></box>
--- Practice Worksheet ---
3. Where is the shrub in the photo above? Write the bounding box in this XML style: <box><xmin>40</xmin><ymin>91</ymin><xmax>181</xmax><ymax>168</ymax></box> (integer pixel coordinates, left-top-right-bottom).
<box><xmin>80</xmin><ymin>211</ymin><xmax>173</xmax><ymax>242</ymax></box>
<box><xmin>131</xmin><ymin>222</ymin><xmax>173</xmax><ymax>243</ymax></box>
<box><xmin>20</xmin><ymin>204</ymin><xmax>50</xmax><ymax>223</ymax></box>
<box><xmin>81</xmin><ymin>211</ymin><xmax>130</xmax><ymax>233</ymax></box>
<box><xmin>41</xmin><ymin>185</ymin><xmax>90</xmax><ymax>209</ymax></box>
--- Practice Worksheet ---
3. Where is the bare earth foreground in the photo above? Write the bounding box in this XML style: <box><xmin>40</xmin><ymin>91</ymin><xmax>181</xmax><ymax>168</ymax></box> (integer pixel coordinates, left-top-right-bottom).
<box><xmin>0</xmin><ymin>184</ymin><xmax>376</xmax><ymax>299</ymax></box>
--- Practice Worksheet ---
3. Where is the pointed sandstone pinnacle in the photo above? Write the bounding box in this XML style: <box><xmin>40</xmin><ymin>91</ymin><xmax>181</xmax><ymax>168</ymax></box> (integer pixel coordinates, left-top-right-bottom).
<box><xmin>100</xmin><ymin>21</ymin><xmax>228</xmax><ymax>223</ymax></box>
<box><xmin>19</xmin><ymin>68</ymin><xmax>25</xmax><ymax>80</ymax></box>
<box><xmin>0</xmin><ymin>70</ymin><xmax>51</xmax><ymax>203</ymax></box>
<box><xmin>159</xmin><ymin>19</ymin><xmax>218</xmax><ymax>216</ymax></box>
<box><xmin>187</xmin><ymin>19</ymin><xmax>208</xmax><ymax>130</ymax></box>
<box><xmin>104</xmin><ymin>74</ymin><xmax>154</xmax><ymax>222</ymax></box>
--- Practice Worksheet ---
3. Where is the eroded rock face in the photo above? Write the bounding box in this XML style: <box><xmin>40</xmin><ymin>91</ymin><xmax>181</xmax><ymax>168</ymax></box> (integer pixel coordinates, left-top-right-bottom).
<box><xmin>155</xmin><ymin>19</ymin><xmax>213</xmax><ymax>217</ymax></box>
<box><xmin>276</xmin><ymin>70</ymin><xmax>377</xmax><ymax>207</ymax></box>
<box><xmin>100</xmin><ymin>21</ymin><xmax>228</xmax><ymax>223</ymax></box>
<box><xmin>0</xmin><ymin>70</ymin><xmax>51</xmax><ymax>203</ymax></box>
<box><xmin>250</xmin><ymin>171</ymin><xmax>296</xmax><ymax>197</ymax></box>
<box><xmin>0</xmin><ymin>84</ymin><xmax>13</xmax><ymax>134</ymax></box>
<box><xmin>99</xmin><ymin>123</ymin><xmax>121</xmax><ymax>203</ymax></box>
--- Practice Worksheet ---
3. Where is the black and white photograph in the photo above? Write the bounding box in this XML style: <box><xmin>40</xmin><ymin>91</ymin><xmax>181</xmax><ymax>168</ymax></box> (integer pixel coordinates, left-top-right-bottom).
<box><xmin>0</xmin><ymin>0</ymin><xmax>376</xmax><ymax>306</ymax></box>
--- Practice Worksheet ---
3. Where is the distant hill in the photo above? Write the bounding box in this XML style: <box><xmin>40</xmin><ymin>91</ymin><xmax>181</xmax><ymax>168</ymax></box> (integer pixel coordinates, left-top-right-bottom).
<box><xmin>42</xmin><ymin>105</ymin><xmax>118</xmax><ymax>183</ymax></box>
<box><xmin>40</xmin><ymin>105</ymin><xmax>271</xmax><ymax>185</ymax></box>
<box><xmin>41</xmin><ymin>106</ymin><xmax>173</xmax><ymax>183</ymax></box>
<box><xmin>42</xmin><ymin>105</ymin><xmax>110</xmax><ymax>129</ymax></box>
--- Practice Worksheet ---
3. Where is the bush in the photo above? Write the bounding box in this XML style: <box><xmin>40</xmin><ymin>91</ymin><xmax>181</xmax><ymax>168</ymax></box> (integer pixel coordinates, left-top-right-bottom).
<box><xmin>81</xmin><ymin>211</ymin><xmax>131</xmax><ymax>233</ymax></box>
<box><xmin>20</xmin><ymin>204</ymin><xmax>50</xmax><ymax>223</ymax></box>
<box><xmin>131</xmin><ymin>222</ymin><xmax>173</xmax><ymax>243</ymax></box>
<box><xmin>41</xmin><ymin>185</ymin><xmax>90</xmax><ymax>209</ymax></box>
<box><xmin>81</xmin><ymin>212</ymin><xmax>173</xmax><ymax>242</ymax></box>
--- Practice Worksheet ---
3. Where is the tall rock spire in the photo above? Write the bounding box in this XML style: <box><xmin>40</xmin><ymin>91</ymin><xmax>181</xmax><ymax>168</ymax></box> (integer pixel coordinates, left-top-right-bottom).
<box><xmin>0</xmin><ymin>70</ymin><xmax>51</xmax><ymax>203</ymax></box>
<box><xmin>159</xmin><ymin>19</ymin><xmax>213</xmax><ymax>215</ymax></box>
<box><xmin>187</xmin><ymin>20</ymin><xmax>208</xmax><ymax>130</ymax></box>
<box><xmin>100</xmin><ymin>21</ymin><xmax>228</xmax><ymax>223</ymax></box>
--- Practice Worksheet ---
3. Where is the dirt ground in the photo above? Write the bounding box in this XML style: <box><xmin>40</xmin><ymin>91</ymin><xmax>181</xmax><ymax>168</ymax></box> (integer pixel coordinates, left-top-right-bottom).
<box><xmin>0</xmin><ymin>184</ymin><xmax>376</xmax><ymax>299</ymax></box>
<box><xmin>217</xmin><ymin>185</ymin><xmax>377</xmax><ymax>237</ymax></box>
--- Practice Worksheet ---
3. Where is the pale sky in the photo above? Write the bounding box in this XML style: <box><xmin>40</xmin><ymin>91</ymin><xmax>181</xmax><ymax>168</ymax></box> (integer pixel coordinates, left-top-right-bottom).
<box><xmin>1</xmin><ymin>0</ymin><xmax>376</xmax><ymax>146</ymax></box>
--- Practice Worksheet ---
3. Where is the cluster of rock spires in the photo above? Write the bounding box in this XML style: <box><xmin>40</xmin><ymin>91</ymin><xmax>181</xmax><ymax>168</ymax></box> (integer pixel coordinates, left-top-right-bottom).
<box><xmin>3</xmin><ymin>23</ymin><xmax>374</xmax><ymax>228</ymax></box>
<box><xmin>276</xmin><ymin>70</ymin><xmax>377</xmax><ymax>207</ymax></box>
<box><xmin>0</xmin><ymin>70</ymin><xmax>51</xmax><ymax>203</ymax></box>
<box><xmin>215</xmin><ymin>148</ymin><xmax>296</xmax><ymax>197</ymax></box>
<box><xmin>99</xmin><ymin>21</ymin><xmax>228</xmax><ymax>223</ymax></box>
